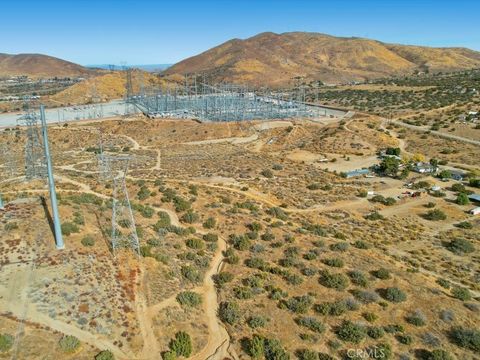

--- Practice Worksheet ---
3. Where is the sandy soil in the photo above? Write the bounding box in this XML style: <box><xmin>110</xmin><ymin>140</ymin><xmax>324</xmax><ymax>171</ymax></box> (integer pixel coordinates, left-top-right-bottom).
<box><xmin>1</xmin><ymin>115</ymin><xmax>478</xmax><ymax>360</ymax></box>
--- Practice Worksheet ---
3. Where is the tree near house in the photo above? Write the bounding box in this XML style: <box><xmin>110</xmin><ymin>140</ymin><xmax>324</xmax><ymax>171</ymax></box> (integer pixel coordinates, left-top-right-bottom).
<box><xmin>379</xmin><ymin>157</ymin><xmax>400</xmax><ymax>177</ymax></box>
<box><xmin>385</xmin><ymin>147</ymin><xmax>401</xmax><ymax>156</ymax></box>
<box><xmin>456</xmin><ymin>193</ymin><xmax>470</xmax><ymax>205</ymax></box>
<box><xmin>411</xmin><ymin>153</ymin><xmax>426</xmax><ymax>163</ymax></box>
<box><xmin>439</xmin><ymin>169</ymin><xmax>452</xmax><ymax>179</ymax></box>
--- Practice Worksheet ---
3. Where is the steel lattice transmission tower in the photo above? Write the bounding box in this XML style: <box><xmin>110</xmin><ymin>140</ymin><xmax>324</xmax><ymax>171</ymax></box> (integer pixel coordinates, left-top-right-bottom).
<box><xmin>15</xmin><ymin>103</ymin><xmax>65</xmax><ymax>249</ymax></box>
<box><xmin>97</xmin><ymin>154</ymin><xmax>110</xmax><ymax>183</ymax></box>
<box><xmin>0</xmin><ymin>143</ymin><xmax>18</xmax><ymax>178</ymax></box>
<box><xmin>96</xmin><ymin>129</ymin><xmax>122</xmax><ymax>183</ymax></box>
<box><xmin>124</xmin><ymin>67</ymin><xmax>136</xmax><ymax>115</ymax></box>
<box><xmin>17</xmin><ymin>104</ymin><xmax>47</xmax><ymax>180</ymax></box>
<box><xmin>105</xmin><ymin>154</ymin><xmax>140</xmax><ymax>256</ymax></box>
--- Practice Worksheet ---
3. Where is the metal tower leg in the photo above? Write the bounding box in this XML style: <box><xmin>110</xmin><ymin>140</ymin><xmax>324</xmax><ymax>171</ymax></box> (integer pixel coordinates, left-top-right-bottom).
<box><xmin>40</xmin><ymin>105</ymin><xmax>64</xmax><ymax>250</ymax></box>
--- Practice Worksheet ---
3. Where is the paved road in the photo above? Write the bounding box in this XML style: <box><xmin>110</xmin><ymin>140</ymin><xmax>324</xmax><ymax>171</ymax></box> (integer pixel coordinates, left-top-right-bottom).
<box><xmin>387</xmin><ymin>119</ymin><xmax>480</xmax><ymax>147</ymax></box>
<box><xmin>0</xmin><ymin>100</ymin><xmax>127</xmax><ymax>128</ymax></box>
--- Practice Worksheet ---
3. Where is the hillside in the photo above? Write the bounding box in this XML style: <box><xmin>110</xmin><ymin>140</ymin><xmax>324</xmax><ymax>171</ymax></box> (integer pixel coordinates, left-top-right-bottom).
<box><xmin>163</xmin><ymin>32</ymin><xmax>480</xmax><ymax>86</ymax></box>
<box><xmin>0</xmin><ymin>53</ymin><xmax>96</xmax><ymax>78</ymax></box>
<box><xmin>49</xmin><ymin>70</ymin><xmax>169</xmax><ymax>105</ymax></box>
<box><xmin>1</xmin><ymin>114</ymin><xmax>479</xmax><ymax>360</ymax></box>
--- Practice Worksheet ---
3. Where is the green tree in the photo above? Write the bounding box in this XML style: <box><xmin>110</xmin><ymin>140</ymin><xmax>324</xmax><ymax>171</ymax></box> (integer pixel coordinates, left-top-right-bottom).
<box><xmin>427</xmin><ymin>349</ymin><xmax>454</xmax><ymax>360</ymax></box>
<box><xmin>169</xmin><ymin>331</ymin><xmax>192</xmax><ymax>357</ymax></box>
<box><xmin>0</xmin><ymin>334</ymin><xmax>13</xmax><ymax>353</ymax></box>
<box><xmin>319</xmin><ymin>270</ymin><xmax>349</xmax><ymax>290</ymax></box>
<box><xmin>137</xmin><ymin>185</ymin><xmax>151</xmax><ymax>200</ymax></box>
<box><xmin>95</xmin><ymin>350</ymin><xmax>115</xmax><ymax>360</ymax></box>
<box><xmin>247</xmin><ymin>335</ymin><xmax>265</xmax><ymax>359</ymax></box>
<box><xmin>379</xmin><ymin>157</ymin><xmax>400</xmax><ymax>177</ymax></box>
<box><xmin>181</xmin><ymin>211</ymin><xmax>199</xmax><ymax>224</ymax></box>
<box><xmin>439</xmin><ymin>170</ymin><xmax>452</xmax><ymax>179</ymax></box>
<box><xmin>219</xmin><ymin>301</ymin><xmax>241</xmax><ymax>325</ymax></box>
<box><xmin>449</xmin><ymin>327</ymin><xmax>480</xmax><ymax>352</ymax></box>
<box><xmin>202</xmin><ymin>217</ymin><xmax>216</xmax><ymax>229</ymax></box>
<box><xmin>382</xmin><ymin>287</ymin><xmax>407</xmax><ymax>303</ymax></box>
<box><xmin>58</xmin><ymin>335</ymin><xmax>80</xmax><ymax>353</ymax></box>
<box><xmin>336</xmin><ymin>320</ymin><xmax>366</xmax><ymax>344</ymax></box>
<box><xmin>385</xmin><ymin>147</ymin><xmax>401</xmax><ymax>156</ymax></box>
<box><xmin>261</xmin><ymin>169</ymin><xmax>274</xmax><ymax>178</ymax></box>
<box><xmin>423</xmin><ymin>209</ymin><xmax>447</xmax><ymax>221</ymax></box>
<box><xmin>296</xmin><ymin>317</ymin><xmax>325</xmax><ymax>333</ymax></box>
<box><xmin>162</xmin><ymin>351</ymin><xmax>176</xmax><ymax>360</ymax></box>
<box><xmin>176</xmin><ymin>291</ymin><xmax>202</xmax><ymax>307</ymax></box>
<box><xmin>264</xmin><ymin>338</ymin><xmax>290</xmax><ymax>360</ymax></box>
<box><xmin>446</xmin><ymin>238</ymin><xmax>474</xmax><ymax>255</ymax></box>
<box><xmin>213</xmin><ymin>272</ymin><xmax>234</xmax><ymax>288</ymax></box>
<box><xmin>456</xmin><ymin>193</ymin><xmax>470</xmax><ymax>205</ymax></box>
<box><xmin>451</xmin><ymin>287</ymin><xmax>472</xmax><ymax>301</ymax></box>
<box><xmin>61</xmin><ymin>222</ymin><xmax>80</xmax><ymax>236</ymax></box>
<box><xmin>469</xmin><ymin>178</ymin><xmax>480</xmax><ymax>188</ymax></box>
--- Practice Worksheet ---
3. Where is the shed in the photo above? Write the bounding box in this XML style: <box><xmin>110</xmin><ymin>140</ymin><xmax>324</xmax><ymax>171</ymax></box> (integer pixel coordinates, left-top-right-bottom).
<box><xmin>413</xmin><ymin>162</ymin><xmax>437</xmax><ymax>174</ymax></box>
<box><xmin>344</xmin><ymin>168</ymin><xmax>371</xmax><ymax>178</ymax></box>
<box><xmin>468</xmin><ymin>194</ymin><xmax>480</xmax><ymax>203</ymax></box>
<box><xmin>449</xmin><ymin>170</ymin><xmax>465</xmax><ymax>181</ymax></box>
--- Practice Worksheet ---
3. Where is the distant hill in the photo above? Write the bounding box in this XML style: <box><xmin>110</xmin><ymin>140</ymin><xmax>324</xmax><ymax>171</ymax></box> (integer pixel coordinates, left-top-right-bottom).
<box><xmin>163</xmin><ymin>32</ymin><xmax>480</xmax><ymax>86</ymax></box>
<box><xmin>0</xmin><ymin>53</ymin><xmax>96</xmax><ymax>78</ymax></box>
<box><xmin>49</xmin><ymin>70</ymin><xmax>169</xmax><ymax>105</ymax></box>
<box><xmin>87</xmin><ymin>64</ymin><xmax>172</xmax><ymax>72</ymax></box>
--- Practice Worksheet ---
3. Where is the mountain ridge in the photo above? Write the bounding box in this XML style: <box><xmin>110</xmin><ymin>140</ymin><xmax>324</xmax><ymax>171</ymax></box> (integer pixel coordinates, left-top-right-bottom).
<box><xmin>0</xmin><ymin>53</ymin><xmax>97</xmax><ymax>78</ymax></box>
<box><xmin>163</xmin><ymin>31</ymin><xmax>480</xmax><ymax>86</ymax></box>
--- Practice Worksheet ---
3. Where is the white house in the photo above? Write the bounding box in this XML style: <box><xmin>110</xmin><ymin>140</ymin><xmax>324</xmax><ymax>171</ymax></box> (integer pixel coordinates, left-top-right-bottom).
<box><xmin>413</xmin><ymin>162</ymin><xmax>437</xmax><ymax>174</ymax></box>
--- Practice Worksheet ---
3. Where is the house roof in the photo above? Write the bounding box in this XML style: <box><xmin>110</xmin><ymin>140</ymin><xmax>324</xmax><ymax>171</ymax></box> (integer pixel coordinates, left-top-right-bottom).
<box><xmin>414</xmin><ymin>162</ymin><xmax>435</xmax><ymax>169</ymax></box>
<box><xmin>345</xmin><ymin>169</ymin><xmax>370</xmax><ymax>177</ymax></box>
<box><xmin>468</xmin><ymin>194</ymin><xmax>480</xmax><ymax>202</ymax></box>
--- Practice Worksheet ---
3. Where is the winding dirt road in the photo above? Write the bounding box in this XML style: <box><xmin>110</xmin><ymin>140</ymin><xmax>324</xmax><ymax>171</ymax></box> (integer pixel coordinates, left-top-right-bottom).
<box><xmin>387</xmin><ymin>118</ymin><xmax>480</xmax><ymax>147</ymax></box>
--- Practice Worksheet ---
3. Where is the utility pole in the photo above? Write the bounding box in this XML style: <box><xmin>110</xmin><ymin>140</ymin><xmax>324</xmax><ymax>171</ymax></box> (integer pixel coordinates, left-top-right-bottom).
<box><xmin>40</xmin><ymin>105</ymin><xmax>64</xmax><ymax>250</ymax></box>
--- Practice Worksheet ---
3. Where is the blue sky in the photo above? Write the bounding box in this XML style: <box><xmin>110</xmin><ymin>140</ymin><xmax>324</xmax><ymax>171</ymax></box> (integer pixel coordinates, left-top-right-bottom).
<box><xmin>1</xmin><ymin>0</ymin><xmax>479</xmax><ymax>65</ymax></box>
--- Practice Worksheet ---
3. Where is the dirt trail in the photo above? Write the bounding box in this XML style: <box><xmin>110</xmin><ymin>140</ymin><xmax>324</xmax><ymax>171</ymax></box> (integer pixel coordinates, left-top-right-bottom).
<box><xmin>0</xmin><ymin>194</ymin><xmax>170</xmax><ymax>360</ymax></box>
<box><xmin>387</xmin><ymin>119</ymin><xmax>480</xmax><ymax>147</ymax></box>
<box><xmin>138</xmin><ymin>233</ymin><xmax>234</xmax><ymax>360</ymax></box>
<box><xmin>0</xmin><ymin>297</ymin><xmax>130</xmax><ymax>359</ymax></box>
<box><xmin>5</xmin><ymin>120</ymin><xmax>477</xmax><ymax>360</ymax></box>
<box><xmin>381</xmin><ymin>119</ymin><xmax>478</xmax><ymax>172</ymax></box>
<box><xmin>253</xmin><ymin>120</ymin><xmax>293</xmax><ymax>131</ymax></box>
<box><xmin>52</xmin><ymin>170</ymin><xmax>231</xmax><ymax>359</ymax></box>
<box><xmin>184</xmin><ymin>133</ymin><xmax>258</xmax><ymax>145</ymax></box>
<box><xmin>136</xmin><ymin>266</ymin><xmax>162</xmax><ymax>360</ymax></box>
<box><xmin>188</xmin><ymin>235</ymin><xmax>237</xmax><ymax>360</ymax></box>
<box><xmin>388</xmin><ymin>247</ymin><xmax>480</xmax><ymax>298</ymax></box>
<box><xmin>119</xmin><ymin>134</ymin><xmax>141</xmax><ymax>150</ymax></box>
<box><xmin>153</xmin><ymin>149</ymin><xmax>161</xmax><ymax>170</ymax></box>
<box><xmin>180</xmin><ymin>180</ymin><xmax>280</xmax><ymax>208</ymax></box>
<box><xmin>56</xmin><ymin>175</ymin><xmax>109</xmax><ymax>197</ymax></box>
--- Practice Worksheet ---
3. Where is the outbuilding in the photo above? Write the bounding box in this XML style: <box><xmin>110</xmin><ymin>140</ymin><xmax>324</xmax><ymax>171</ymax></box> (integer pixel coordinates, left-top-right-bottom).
<box><xmin>468</xmin><ymin>194</ymin><xmax>480</xmax><ymax>203</ymax></box>
<box><xmin>344</xmin><ymin>168</ymin><xmax>371</xmax><ymax>178</ymax></box>
<box><xmin>449</xmin><ymin>170</ymin><xmax>466</xmax><ymax>181</ymax></box>
<box><xmin>470</xmin><ymin>207</ymin><xmax>480</xmax><ymax>215</ymax></box>
<box><xmin>413</xmin><ymin>162</ymin><xmax>437</xmax><ymax>174</ymax></box>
